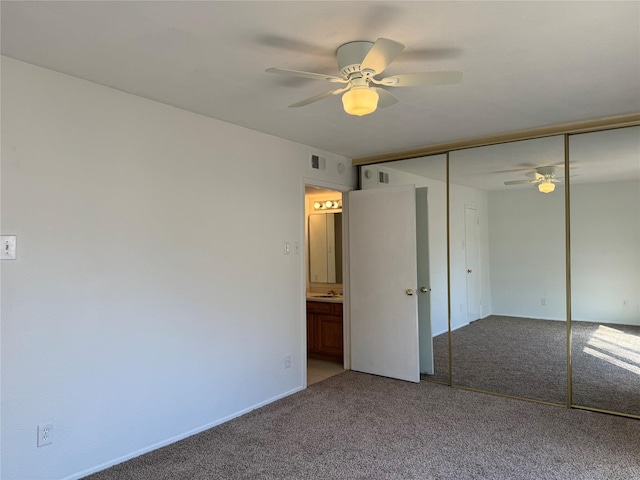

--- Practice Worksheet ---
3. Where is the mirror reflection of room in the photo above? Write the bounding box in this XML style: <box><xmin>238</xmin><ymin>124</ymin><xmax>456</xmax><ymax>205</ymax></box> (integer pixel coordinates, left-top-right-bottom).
<box><xmin>448</xmin><ymin>136</ymin><xmax>567</xmax><ymax>406</ymax></box>
<box><xmin>360</xmin><ymin>126</ymin><xmax>639</xmax><ymax>418</ymax></box>
<box><xmin>569</xmin><ymin>126</ymin><xmax>640</xmax><ymax>417</ymax></box>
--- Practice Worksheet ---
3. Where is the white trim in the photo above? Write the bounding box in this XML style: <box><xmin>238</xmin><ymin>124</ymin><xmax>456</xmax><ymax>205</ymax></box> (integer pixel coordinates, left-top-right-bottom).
<box><xmin>489</xmin><ymin>313</ymin><xmax>567</xmax><ymax>322</ymax></box>
<box><xmin>341</xmin><ymin>193</ymin><xmax>351</xmax><ymax>371</ymax></box>
<box><xmin>301</xmin><ymin>177</ymin><xmax>352</xmax><ymax>194</ymax></box>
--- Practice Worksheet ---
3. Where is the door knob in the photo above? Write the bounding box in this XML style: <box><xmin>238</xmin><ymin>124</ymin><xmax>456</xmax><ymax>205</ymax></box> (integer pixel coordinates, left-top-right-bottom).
<box><xmin>420</xmin><ymin>287</ymin><xmax>430</xmax><ymax>293</ymax></box>
<box><xmin>406</xmin><ymin>289</ymin><xmax>415</xmax><ymax>296</ymax></box>
<box><xmin>467</xmin><ymin>269</ymin><xmax>472</xmax><ymax>273</ymax></box>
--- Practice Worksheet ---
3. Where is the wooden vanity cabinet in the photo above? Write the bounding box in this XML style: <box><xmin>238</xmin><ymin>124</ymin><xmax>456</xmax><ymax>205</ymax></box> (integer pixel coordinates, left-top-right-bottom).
<box><xmin>306</xmin><ymin>301</ymin><xmax>343</xmax><ymax>363</ymax></box>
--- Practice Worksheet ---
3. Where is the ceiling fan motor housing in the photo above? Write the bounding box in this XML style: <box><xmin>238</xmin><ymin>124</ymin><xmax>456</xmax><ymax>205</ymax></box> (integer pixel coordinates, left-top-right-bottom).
<box><xmin>336</xmin><ymin>41</ymin><xmax>374</xmax><ymax>78</ymax></box>
<box><xmin>536</xmin><ymin>166</ymin><xmax>557</xmax><ymax>177</ymax></box>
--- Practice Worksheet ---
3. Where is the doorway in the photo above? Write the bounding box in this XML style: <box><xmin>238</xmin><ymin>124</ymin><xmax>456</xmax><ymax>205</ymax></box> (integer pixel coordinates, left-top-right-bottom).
<box><xmin>304</xmin><ymin>184</ymin><xmax>347</xmax><ymax>385</ymax></box>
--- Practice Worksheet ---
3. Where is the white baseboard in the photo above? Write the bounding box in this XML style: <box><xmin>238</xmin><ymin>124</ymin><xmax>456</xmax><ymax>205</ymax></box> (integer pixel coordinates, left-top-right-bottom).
<box><xmin>64</xmin><ymin>385</ymin><xmax>305</xmax><ymax>480</ymax></box>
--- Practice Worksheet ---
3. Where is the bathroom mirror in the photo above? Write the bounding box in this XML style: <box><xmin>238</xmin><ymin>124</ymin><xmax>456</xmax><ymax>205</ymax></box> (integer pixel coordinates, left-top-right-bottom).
<box><xmin>569</xmin><ymin>126</ymin><xmax>640</xmax><ymax>417</ymax></box>
<box><xmin>449</xmin><ymin>135</ymin><xmax>567</xmax><ymax>405</ymax></box>
<box><xmin>308</xmin><ymin>213</ymin><xmax>343</xmax><ymax>284</ymax></box>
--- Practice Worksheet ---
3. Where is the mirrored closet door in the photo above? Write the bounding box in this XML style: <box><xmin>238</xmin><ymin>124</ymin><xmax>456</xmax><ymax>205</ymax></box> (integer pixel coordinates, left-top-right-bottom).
<box><xmin>448</xmin><ymin>136</ymin><xmax>567</xmax><ymax>405</ymax></box>
<box><xmin>358</xmin><ymin>118</ymin><xmax>639</xmax><ymax>419</ymax></box>
<box><xmin>569</xmin><ymin>126</ymin><xmax>640</xmax><ymax>417</ymax></box>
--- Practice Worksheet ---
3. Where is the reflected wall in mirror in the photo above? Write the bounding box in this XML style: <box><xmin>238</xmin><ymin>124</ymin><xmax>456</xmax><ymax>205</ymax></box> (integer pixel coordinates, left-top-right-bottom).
<box><xmin>360</xmin><ymin>155</ymin><xmax>449</xmax><ymax>383</ymax></box>
<box><xmin>308</xmin><ymin>213</ymin><xmax>343</xmax><ymax>283</ymax></box>
<box><xmin>449</xmin><ymin>136</ymin><xmax>567</xmax><ymax>405</ymax></box>
<box><xmin>569</xmin><ymin>126</ymin><xmax>640</xmax><ymax>417</ymax></box>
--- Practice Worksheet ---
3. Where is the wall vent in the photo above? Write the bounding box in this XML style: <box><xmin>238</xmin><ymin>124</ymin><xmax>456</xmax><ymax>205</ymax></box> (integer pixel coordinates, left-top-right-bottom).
<box><xmin>310</xmin><ymin>154</ymin><xmax>326</xmax><ymax>171</ymax></box>
<box><xmin>378</xmin><ymin>171</ymin><xmax>390</xmax><ymax>184</ymax></box>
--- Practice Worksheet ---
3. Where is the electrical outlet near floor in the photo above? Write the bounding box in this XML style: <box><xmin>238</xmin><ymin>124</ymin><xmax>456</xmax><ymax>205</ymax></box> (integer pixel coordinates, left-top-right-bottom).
<box><xmin>37</xmin><ymin>423</ymin><xmax>53</xmax><ymax>447</ymax></box>
<box><xmin>284</xmin><ymin>354</ymin><xmax>291</xmax><ymax>369</ymax></box>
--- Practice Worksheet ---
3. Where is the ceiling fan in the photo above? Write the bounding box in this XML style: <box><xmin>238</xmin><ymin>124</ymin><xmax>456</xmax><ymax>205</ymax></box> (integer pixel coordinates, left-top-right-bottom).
<box><xmin>504</xmin><ymin>166</ymin><xmax>565</xmax><ymax>193</ymax></box>
<box><xmin>266</xmin><ymin>38</ymin><xmax>462</xmax><ymax>116</ymax></box>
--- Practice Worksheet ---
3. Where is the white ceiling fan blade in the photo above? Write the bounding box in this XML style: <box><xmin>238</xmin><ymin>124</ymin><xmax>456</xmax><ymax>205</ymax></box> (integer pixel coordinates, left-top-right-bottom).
<box><xmin>504</xmin><ymin>179</ymin><xmax>536</xmax><ymax>185</ymax></box>
<box><xmin>266</xmin><ymin>68</ymin><xmax>347</xmax><ymax>83</ymax></box>
<box><xmin>379</xmin><ymin>71</ymin><xmax>463</xmax><ymax>87</ymax></box>
<box><xmin>360</xmin><ymin>38</ymin><xmax>405</xmax><ymax>75</ymax></box>
<box><xmin>373</xmin><ymin>88</ymin><xmax>399</xmax><ymax>108</ymax></box>
<box><xmin>556</xmin><ymin>174</ymin><xmax>581</xmax><ymax>180</ymax></box>
<box><xmin>288</xmin><ymin>86</ymin><xmax>350</xmax><ymax>108</ymax></box>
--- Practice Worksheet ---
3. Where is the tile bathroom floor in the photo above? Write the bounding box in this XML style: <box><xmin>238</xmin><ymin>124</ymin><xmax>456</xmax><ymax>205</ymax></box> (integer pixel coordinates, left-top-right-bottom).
<box><xmin>307</xmin><ymin>358</ymin><xmax>344</xmax><ymax>386</ymax></box>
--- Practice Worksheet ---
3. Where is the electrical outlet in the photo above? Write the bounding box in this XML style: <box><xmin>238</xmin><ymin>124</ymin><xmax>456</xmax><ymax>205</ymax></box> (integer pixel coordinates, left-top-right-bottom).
<box><xmin>622</xmin><ymin>299</ymin><xmax>629</xmax><ymax>307</ymax></box>
<box><xmin>37</xmin><ymin>423</ymin><xmax>53</xmax><ymax>447</ymax></box>
<box><xmin>541</xmin><ymin>298</ymin><xmax>547</xmax><ymax>306</ymax></box>
<box><xmin>284</xmin><ymin>354</ymin><xmax>291</xmax><ymax>369</ymax></box>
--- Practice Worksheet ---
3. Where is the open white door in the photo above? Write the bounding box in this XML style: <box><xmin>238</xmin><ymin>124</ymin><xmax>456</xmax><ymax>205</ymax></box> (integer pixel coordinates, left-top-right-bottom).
<box><xmin>348</xmin><ymin>185</ymin><xmax>420</xmax><ymax>383</ymax></box>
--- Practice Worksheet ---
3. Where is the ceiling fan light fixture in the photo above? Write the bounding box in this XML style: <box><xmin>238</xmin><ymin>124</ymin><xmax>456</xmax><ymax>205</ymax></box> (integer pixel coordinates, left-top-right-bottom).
<box><xmin>342</xmin><ymin>86</ymin><xmax>379</xmax><ymax>116</ymax></box>
<box><xmin>538</xmin><ymin>181</ymin><xmax>555</xmax><ymax>194</ymax></box>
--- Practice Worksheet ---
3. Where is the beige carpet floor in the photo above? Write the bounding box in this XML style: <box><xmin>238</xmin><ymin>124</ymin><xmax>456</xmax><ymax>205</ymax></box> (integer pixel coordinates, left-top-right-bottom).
<box><xmin>84</xmin><ymin>370</ymin><xmax>640</xmax><ymax>480</ymax></box>
<box><xmin>428</xmin><ymin>316</ymin><xmax>640</xmax><ymax>416</ymax></box>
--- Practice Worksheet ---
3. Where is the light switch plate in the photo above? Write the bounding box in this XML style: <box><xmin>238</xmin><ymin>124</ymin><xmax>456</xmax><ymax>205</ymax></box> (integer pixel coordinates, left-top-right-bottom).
<box><xmin>1</xmin><ymin>235</ymin><xmax>17</xmax><ymax>260</ymax></box>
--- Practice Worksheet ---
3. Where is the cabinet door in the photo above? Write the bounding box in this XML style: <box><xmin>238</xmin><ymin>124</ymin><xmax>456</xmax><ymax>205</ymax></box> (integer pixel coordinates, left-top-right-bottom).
<box><xmin>317</xmin><ymin>314</ymin><xmax>343</xmax><ymax>357</ymax></box>
<box><xmin>307</xmin><ymin>313</ymin><xmax>315</xmax><ymax>352</ymax></box>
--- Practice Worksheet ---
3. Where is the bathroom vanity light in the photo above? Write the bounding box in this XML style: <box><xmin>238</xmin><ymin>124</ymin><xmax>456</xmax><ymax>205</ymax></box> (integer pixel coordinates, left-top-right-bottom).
<box><xmin>313</xmin><ymin>200</ymin><xmax>342</xmax><ymax>210</ymax></box>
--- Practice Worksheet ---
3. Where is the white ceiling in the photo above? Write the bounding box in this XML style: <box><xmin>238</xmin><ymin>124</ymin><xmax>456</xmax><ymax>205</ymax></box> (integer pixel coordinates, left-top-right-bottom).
<box><xmin>1</xmin><ymin>1</ymin><xmax>639</xmax><ymax>161</ymax></box>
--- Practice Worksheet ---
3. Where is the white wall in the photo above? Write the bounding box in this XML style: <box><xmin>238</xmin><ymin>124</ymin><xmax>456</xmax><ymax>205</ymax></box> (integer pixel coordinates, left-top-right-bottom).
<box><xmin>0</xmin><ymin>57</ymin><xmax>356</xmax><ymax>480</ymax></box>
<box><xmin>488</xmin><ymin>181</ymin><xmax>639</xmax><ymax>325</ymax></box>
<box><xmin>488</xmin><ymin>186</ymin><xmax>567</xmax><ymax>320</ymax></box>
<box><xmin>360</xmin><ymin>162</ymin><xmax>491</xmax><ymax>336</ymax></box>
<box><xmin>571</xmin><ymin>181</ymin><xmax>639</xmax><ymax>325</ymax></box>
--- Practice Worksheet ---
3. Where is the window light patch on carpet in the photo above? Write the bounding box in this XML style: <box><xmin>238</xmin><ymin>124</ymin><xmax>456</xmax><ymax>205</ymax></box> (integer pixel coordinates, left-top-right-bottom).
<box><xmin>584</xmin><ymin>325</ymin><xmax>640</xmax><ymax>375</ymax></box>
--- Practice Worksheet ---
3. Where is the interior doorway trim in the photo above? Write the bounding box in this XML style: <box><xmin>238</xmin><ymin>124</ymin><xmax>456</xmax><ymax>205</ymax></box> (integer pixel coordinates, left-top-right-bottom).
<box><xmin>302</xmin><ymin>178</ymin><xmax>354</xmax><ymax>387</ymax></box>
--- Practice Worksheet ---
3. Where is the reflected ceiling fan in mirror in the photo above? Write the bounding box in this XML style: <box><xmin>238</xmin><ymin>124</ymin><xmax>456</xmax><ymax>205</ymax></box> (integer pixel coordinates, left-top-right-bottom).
<box><xmin>504</xmin><ymin>166</ymin><xmax>569</xmax><ymax>193</ymax></box>
<box><xmin>266</xmin><ymin>38</ymin><xmax>462</xmax><ymax>116</ymax></box>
